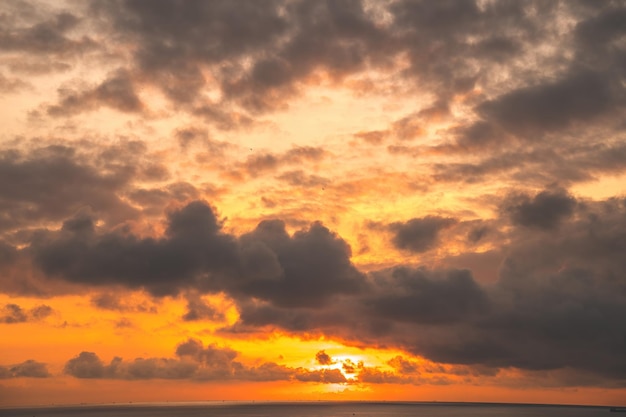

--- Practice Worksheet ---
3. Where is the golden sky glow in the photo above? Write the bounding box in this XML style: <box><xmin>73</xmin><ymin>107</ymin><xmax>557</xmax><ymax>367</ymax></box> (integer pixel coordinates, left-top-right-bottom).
<box><xmin>1</xmin><ymin>0</ymin><xmax>626</xmax><ymax>408</ymax></box>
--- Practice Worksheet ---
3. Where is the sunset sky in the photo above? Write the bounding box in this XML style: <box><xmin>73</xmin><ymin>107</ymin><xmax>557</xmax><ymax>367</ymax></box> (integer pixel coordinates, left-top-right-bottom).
<box><xmin>1</xmin><ymin>0</ymin><xmax>626</xmax><ymax>407</ymax></box>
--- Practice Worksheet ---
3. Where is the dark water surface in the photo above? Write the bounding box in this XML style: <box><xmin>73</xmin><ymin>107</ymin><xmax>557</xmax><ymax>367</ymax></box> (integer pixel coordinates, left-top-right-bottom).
<box><xmin>0</xmin><ymin>402</ymin><xmax>615</xmax><ymax>417</ymax></box>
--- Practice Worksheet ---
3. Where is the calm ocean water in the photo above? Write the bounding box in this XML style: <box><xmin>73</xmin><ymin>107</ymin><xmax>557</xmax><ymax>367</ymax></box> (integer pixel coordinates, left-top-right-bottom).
<box><xmin>0</xmin><ymin>402</ymin><xmax>616</xmax><ymax>417</ymax></box>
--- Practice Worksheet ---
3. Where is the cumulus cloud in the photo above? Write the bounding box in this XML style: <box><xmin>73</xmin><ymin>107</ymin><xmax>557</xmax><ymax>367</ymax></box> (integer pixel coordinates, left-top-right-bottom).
<box><xmin>0</xmin><ymin>360</ymin><xmax>50</xmax><ymax>378</ymax></box>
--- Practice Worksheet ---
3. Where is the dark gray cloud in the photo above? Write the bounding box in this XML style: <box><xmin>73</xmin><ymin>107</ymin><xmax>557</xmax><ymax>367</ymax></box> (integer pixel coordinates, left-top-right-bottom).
<box><xmin>47</xmin><ymin>69</ymin><xmax>143</xmax><ymax>117</ymax></box>
<box><xmin>0</xmin><ymin>143</ymin><xmax>139</xmax><ymax>234</ymax></box>
<box><xmin>478</xmin><ymin>70</ymin><xmax>621</xmax><ymax>138</ymax></box>
<box><xmin>503</xmin><ymin>188</ymin><xmax>577</xmax><ymax>230</ymax></box>
<box><xmin>235</xmin><ymin>219</ymin><xmax>365</xmax><ymax>307</ymax></box>
<box><xmin>366</xmin><ymin>267</ymin><xmax>489</xmax><ymax>325</ymax></box>
<box><xmin>0</xmin><ymin>303</ymin><xmax>52</xmax><ymax>323</ymax></box>
<box><xmin>0</xmin><ymin>360</ymin><xmax>50</xmax><ymax>378</ymax></box>
<box><xmin>32</xmin><ymin>201</ymin><xmax>239</xmax><ymax>297</ymax></box>
<box><xmin>30</xmin><ymin>201</ymin><xmax>364</xmax><ymax>306</ymax></box>
<box><xmin>390</xmin><ymin>216</ymin><xmax>457</xmax><ymax>253</ymax></box>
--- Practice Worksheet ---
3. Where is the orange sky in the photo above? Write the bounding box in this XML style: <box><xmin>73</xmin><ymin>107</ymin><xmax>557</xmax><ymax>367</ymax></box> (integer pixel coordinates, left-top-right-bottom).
<box><xmin>1</xmin><ymin>0</ymin><xmax>626</xmax><ymax>408</ymax></box>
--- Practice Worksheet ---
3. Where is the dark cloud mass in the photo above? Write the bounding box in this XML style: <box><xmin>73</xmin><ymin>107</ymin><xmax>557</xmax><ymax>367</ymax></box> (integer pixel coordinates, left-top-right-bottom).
<box><xmin>32</xmin><ymin>201</ymin><xmax>239</xmax><ymax>296</ymax></box>
<box><xmin>367</xmin><ymin>267</ymin><xmax>489</xmax><ymax>325</ymax></box>
<box><xmin>504</xmin><ymin>188</ymin><xmax>577</xmax><ymax>230</ymax></box>
<box><xmin>225</xmin><ymin>196</ymin><xmax>626</xmax><ymax>384</ymax></box>
<box><xmin>30</xmin><ymin>201</ymin><xmax>364</xmax><ymax>306</ymax></box>
<box><xmin>390</xmin><ymin>216</ymin><xmax>457</xmax><ymax>253</ymax></box>
<box><xmin>478</xmin><ymin>70</ymin><xmax>620</xmax><ymax>137</ymax></box>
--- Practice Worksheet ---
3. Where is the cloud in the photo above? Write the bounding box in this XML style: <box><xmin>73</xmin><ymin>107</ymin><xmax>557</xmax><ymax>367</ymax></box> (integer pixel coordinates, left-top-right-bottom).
<box><xmin>0</xmin><ymin>142</ymin><xmax>139</xmax><ymax>233</ymax></box>
<box><xmin>47</xmin><ymin>69</ymin><xmax>143</xmax><ymax>116</ymax></box>
<box><xmin>434</xmin><ymin>141</ymin><xmax>626</xmax><ymax>186</ymax></box>
<box><xmin>64</xmin><ymin>352</ymin><xmax>107</xmax><ymax>378</ymax></box>
<box><xmin>235</xmin><ymin>219</ymin><xmax>365</xmax><ymax>308</ymax></box>
<box><xmin>294</xmin><ymin>368</ymin><xmax>347</xmax><ymax>384</ymax></box>
<box><xmin>223</xmin><ymin>195</ymin><xmax>626</xmax><ymax>384</ymax></box>
<box><xmin>181</xmin><ymin>293</ymin><xmax>225</xmax><ymax>322</ymax></box>
<box><xmin>0</xmin><ymin>303</ymin><xmax>53</xmax><ymax>323</ymax></box>
<box><xmin>90</xmin><ymin>292</ymin><xmax>157</xmax><ymax>313</ymax></box>
<box><xmin>30</xmin><ymin>200</ymin><xmax>365</xmax><ymax>307</ymax></box>
<box><xmin>366</xmin><ymin>267</ymin><xmax>489</xmax><ymax>325</ymax></box>
<box><xmin>315</xmin><ymin>350</ymin><xmax>333</xmax><ymax>366</ymax></box>
<box><xmin>353</xmin><ymin>129</ymin><xmax>388</xmax><ymax>146</ymax></box>
<box><xmin>32</xmin><ymin>201</ymin><xmax>239</xmax><ymax>297</ymax></box>
<box><xmin>0</xmin><ymin>360</ymin><xmax>50</xmax><ymax>378</ymax></box>
<box><xmin>477</xmin><ymin>70</ymin><xmax>620</xmax><ymax>138</ymax></box>
<box><xmin>503</xmin><ymin>188</ymin><xmax>576</xmax><ymax>230</ymax></box>
<box><xmin>241</xmin><ymin>146</ymin><xmax>326</xmax><ymax>178</ymax></box>
<box><xmin>126</xmin><ymin>182</ymin><xmax>201</xmax><ymax>214</ymax></box>
<box><xmin>389</xmin><ymin>216</ymin><xmax>457</xmax><ymax>253</ymax></box>
<box><xmin>276</xmin><ymin>170</ymin><xmax>329</xmax><ymax>189</ymax></box>
<box><xmin>65</xmin><ymin>338</ymin><xmax>342</xmax><ymax>383</ymax></box>
<box><xmin>0</xmin><ymin>6</ymin><xmax>95</xmax><ymax>56</ymax></box>
<box><xmin>0</xmin><ymin>72</ymin><xmax>30</xmax><ymax>94</ymax></box>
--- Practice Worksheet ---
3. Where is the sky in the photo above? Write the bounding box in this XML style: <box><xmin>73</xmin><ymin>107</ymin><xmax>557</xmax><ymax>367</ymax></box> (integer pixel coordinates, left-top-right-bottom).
<box><xmin>0</xmin><ymin>0</ymin><xmax>625</xmax><ymax>408</ymax></box>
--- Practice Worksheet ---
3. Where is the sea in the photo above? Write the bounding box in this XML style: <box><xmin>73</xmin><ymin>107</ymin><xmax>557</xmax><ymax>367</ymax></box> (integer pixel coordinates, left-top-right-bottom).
<box><xmin>0</xmin><ymin>402</ymin><xmax>619</xmax><ymax>417</ymax></box>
